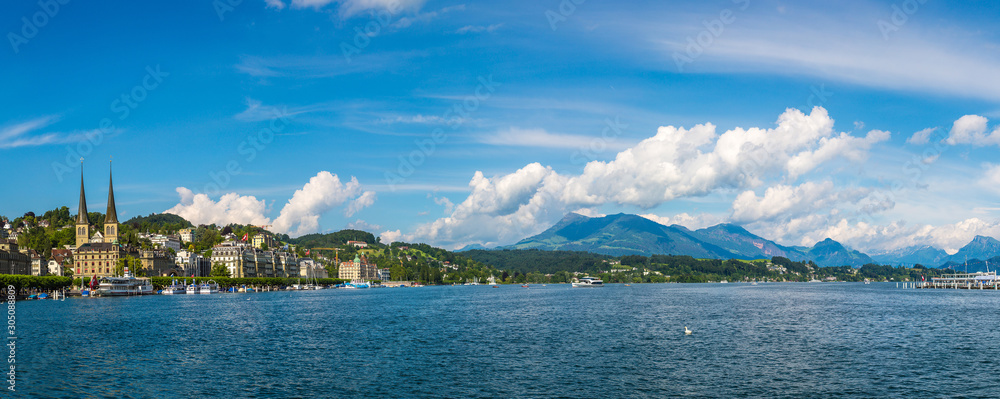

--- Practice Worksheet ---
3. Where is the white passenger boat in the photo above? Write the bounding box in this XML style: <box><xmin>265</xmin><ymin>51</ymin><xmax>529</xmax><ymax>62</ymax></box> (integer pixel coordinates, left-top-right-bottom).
<box><xmin>199</xmin><ymin>280</ymin><xmax>220</xmax><ymax>294</ymax></box>
<box><xmin>572</xmin><ymin>277</ymin><xmax>604</xmax><ymax>288</ymax></box>
<box><xmin>186</xmin><ymin>284</ymin><xmax>198</xmax><ymax>294</ymax></box>
<box><xmin>95</xmin><ymin>268</ymin><xmax>154</xmax><ymax>296</ymax></box>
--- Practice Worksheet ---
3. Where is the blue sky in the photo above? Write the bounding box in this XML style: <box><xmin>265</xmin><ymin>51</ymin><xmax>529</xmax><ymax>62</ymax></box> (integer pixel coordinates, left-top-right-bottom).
<box><xmin>3</xmin><ymin>0</ymin><xmax>1000</xmax><ymax>253</ymax></box>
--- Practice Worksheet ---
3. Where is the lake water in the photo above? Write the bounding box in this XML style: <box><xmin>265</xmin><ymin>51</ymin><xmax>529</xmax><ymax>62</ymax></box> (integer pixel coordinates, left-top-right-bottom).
<box><xmin>13</xmin><ymin>283</ymin><xmax>1000</xmax><ymax>398</ymax></box>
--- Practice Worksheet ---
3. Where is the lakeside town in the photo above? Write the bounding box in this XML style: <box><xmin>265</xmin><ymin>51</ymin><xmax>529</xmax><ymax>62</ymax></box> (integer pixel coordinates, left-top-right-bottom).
<box><xmin>2</xmin><ymin>164</ymin><xmax>993</xmax><ymax>299</ymax></box>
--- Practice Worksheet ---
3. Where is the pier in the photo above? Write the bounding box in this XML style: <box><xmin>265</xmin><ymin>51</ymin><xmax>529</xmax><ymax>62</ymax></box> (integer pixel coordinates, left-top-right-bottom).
<box><xmin>916</xmin><ymin>271</ymin><xmax>1000</xmax><ymax>290</ymax></box>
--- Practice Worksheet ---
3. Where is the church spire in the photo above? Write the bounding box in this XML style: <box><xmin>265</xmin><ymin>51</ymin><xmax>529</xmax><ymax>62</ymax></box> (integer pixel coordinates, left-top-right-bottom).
<box><xmin>104</xmin><ymin>158</ymin><xmax>119</xmax><ymax>244</ymax></box>
<box><xmin>105</xmin><ymin>161</ymin><xmax>118</xmax><ymax>224</ymax></box>
<box><xmin>76</xmin><ymin>161</ymin><xmax>89</xmax><ymax>225</ymax></box>
<box><xmin>75</xmin><ymin>159</ymin><xmax>91</xmax><ymax>248</ymax></box>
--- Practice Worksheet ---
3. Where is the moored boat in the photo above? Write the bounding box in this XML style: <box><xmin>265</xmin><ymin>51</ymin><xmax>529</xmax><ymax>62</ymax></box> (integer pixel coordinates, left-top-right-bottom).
<box><xmin>572</xmin><ymin>277</ymin><xmax>603</xmax><ymax>288</ymax></box>
<box><xmin>161</xmin><ymin>279</ymin><xmax>186</xmax><ymax>295</ymax></box>
<box><xmin>199</xmin><ymin>280</ymin><xmax>220</xmax><ymax>294</ymax></box>
<box><xmin>95</xmin><ymin>268</ymin><xmax>154</xmax><ymax>296</ymax></box>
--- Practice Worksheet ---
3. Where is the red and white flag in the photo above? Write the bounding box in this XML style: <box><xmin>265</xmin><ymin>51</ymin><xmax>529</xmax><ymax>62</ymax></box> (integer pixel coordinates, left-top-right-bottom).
<box><xmin>242</xmin><ymin>233</ymin><xmax>248</xmax><ymax>241</ymax></box>
<box><xmin>306</xmin><ymin>249</ymin><xmax>310</xmax><ymax>256</ymax></box>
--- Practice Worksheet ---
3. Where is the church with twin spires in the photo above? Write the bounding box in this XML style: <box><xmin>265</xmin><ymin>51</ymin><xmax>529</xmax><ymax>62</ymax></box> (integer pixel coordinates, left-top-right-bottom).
<box><xmin>73</xmin><ymin>163</ymin><xmax>136</xmax><ymax>277</ymax></box>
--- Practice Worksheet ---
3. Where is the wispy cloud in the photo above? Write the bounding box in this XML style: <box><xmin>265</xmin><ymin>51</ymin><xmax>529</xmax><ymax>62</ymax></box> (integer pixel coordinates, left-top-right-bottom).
<box><xmin>639</xmin><ymin>2</ymin><xmax>1000</xmax><ymax>101</ymax></box>
<box><xmin>0</xmin><ymin>116</ymin><xmax>112</xmax><ymax>149</ymax></box>
<box><xmin>478</xmin><ymin>127</ymin><xmax>630</xmax><ymax>150</ymax></box>
<box><xmin>391</xmin><ymin>4</ymin><xmax>465</xmax><ymax>30</ymax></box>
<box><xmin>234</xmin><ymin>98</ymin><xmax>336</xmax><ymax>122</ymax></box>
<box><xmin>455</xmin><ymin>23</ymin><xmax>503</xmax><ymax>34</ymax></box>
<box><xmin>236</xmin><ymin>53</ymin><xmax>418</xmax><ymax>78</ymax></box>
<box><xmin>285</xmin><ymin>0</ymin><xmax>426</xmax><ymax>18</ymax></box>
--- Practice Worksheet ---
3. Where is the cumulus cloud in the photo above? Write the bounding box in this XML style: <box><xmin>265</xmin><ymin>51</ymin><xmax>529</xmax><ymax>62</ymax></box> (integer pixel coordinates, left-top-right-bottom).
<box><xmin>907</xmin><ymin>127</ymin><xmax>937</xmax><ymax>145</ymax></box>
<box><xmin>946</xmin><ymin>115</ymin><xmax>1000</xmax><ymax>146</ymax></box>
<box><xmin>404</xmin><ymin>107</ymin><xmax>888</xmax><ymax>248</ymax></box>
<box><xmin>345</xmin><ymin>190</ymin><xmax>377</xmax><ymax>217</ymax></box>
<box><xmin>165</xmin><ymin>171</ymin><xmax>374</xmax><ymax>237</ymax></box>
<box><xmin>479</xmin><ymin>127</ymin><xmax>630</xmax><ymax>150</ymax></box>
<box><xmin>807</xmin><ymin>218</ymin><xmax>1000</xmax><ymax>255</ymax></box>
<box><xmin>272</xmin><ymin>172</ymin><xmax>371</xmax><ymax>236</ymax></box>
<box><xmin>164</xmin><ymin>188</ymin><xmax>271</xmax><ymax>227</ymax></box>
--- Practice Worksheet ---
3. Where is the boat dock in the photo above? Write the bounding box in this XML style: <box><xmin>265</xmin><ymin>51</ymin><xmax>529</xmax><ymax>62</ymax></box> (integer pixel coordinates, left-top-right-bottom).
<box><xmin>915</xmin><ymin>271</ymin><xmax>1000</xmax><ymax>290</ymax></box>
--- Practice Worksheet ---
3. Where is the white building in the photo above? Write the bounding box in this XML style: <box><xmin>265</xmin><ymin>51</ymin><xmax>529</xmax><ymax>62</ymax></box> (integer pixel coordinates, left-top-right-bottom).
<box><xmin>47</xmin><ymin>260</ymin><xmax>63</xmax><ymax>276</ymax></box>
<box><xmin>151</xmin><ymin>234</ymin><xmax>181</xmax><ymax>251</ymax></box>
<box><xmin>179</xmin><ymin>228</ymin><xmax>196</xmax><ymax>243</ymax></box>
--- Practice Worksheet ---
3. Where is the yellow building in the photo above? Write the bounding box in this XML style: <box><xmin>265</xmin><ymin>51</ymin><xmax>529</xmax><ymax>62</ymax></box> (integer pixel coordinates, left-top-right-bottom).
<box><xmin>338</xmin><ymin>254</ymin><xmax>378</xmax><ymax>281</ymax></box>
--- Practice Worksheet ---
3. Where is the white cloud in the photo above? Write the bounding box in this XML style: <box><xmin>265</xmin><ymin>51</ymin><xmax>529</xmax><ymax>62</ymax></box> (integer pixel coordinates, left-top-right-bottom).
<box><xmin>786</xmin><ymin>129</ymin><xmax>890</xmax><ymax>179</ymax></box>
<box><xmin>288</xmin><ymin>0</ymin><xmax>424</xmax><ymax>17</ymax></box>
<box><xmin>433</xmin><ymin>196</ymin><xmax>455</xmax><ymax>214</ymax></box>
<box><xmin>456</xmin><ymin>23</ymin><xmax>503</xmax><ymax>34</ymax></box>
<box><xmin>946</xmin><ymin>115</ymin><xmax>1000</xmax><ymax>146</ymax></box>
<box><xmin>404</xmin><ymin>107</ymin><xmax>887</xmax><ymax>248</ymax></box>
<box><xmin>164</xmin><ymin>188</ymin><xmax>271</xmax><ymax>227</ymax></box>
<box><xmin>380</xmin><ymin>229</ymin><xmax>403</xmax><ymax>244</ymax></box>
<box><xmin>345</xmin><ymin>190</ymin><xmax>377</xmax><ymax>216</ymax></box>
<box><xmin>0</xmin><ymin>116</ymin><xmax>118</xmax><ymax>149</ymax></box>
<box><xmin>375</xmin><ymin>114</ymin><xmax>464</xmax><ymax>125</ymax></box>
<box><xmin>649</xmin><ymin>4</ymin><xmax>1000</xmax><ymax>102</ymax></box>
<box><xmin>165</xmin><ymin>171</ymin><xmax>374</xmax><ymax>237</ymax></box>
<box><xmin>639</xmin><ymin>213</ymin><xmax>722</xmax><ymax>230</ymax></box>
<box><xmin>272</xmin><ymin>172</ymin><xmax>371</xmax><ymax>236</ymax></box>
<box><xmin>808</xmin><ymin>218</ymin><xmax>1000</xmax><ymax>255</ymax></box>
<box><xmin>390</xmin><ymin>4</ymin><xmax>463</xmax><ymax>29</ymax></box>
<box><xmin>346</xmin><ymin>219</ymin><xmax>381</xmax><ymax>233</ymax></box>
<box><xmin>479</xmin><ymin>127</ymin><xmax>629</xmax><ymax>150</ymax></box>
<box><xmin>731</xmin><ymin>181</ymin><xmax>841</xmax><ymax>223</ymax></box>
<box><xmin>265</xmin><ymin>0</ymin><xmax>286</xmax><ymax>10</ymax></box>
<box><xmin>907</xmin><ymin>127</ymin><xmax>937</xmax><ymax>145</ymax></box>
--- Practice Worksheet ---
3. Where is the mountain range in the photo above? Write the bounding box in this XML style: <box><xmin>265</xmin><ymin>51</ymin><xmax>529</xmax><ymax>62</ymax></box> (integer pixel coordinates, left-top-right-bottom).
<box><xmin>497</xmin><ymin>212</ymin><xmax>1000</xmax><ymax>268</ymax></box>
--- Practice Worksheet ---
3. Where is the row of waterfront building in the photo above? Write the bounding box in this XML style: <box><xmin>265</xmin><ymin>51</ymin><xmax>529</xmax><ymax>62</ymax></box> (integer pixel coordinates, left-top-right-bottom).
<box><xmin>3</xmin><ymin>164</ymin><xmax>382</xmax><ymax>282</ymax></box>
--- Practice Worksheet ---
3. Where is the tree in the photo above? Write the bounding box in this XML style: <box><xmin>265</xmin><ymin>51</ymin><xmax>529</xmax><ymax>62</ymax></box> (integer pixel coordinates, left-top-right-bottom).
<box><xmin>210</xmin><ymin>263</ymin><xmax>230</xmax><ymax>277</ymax></box>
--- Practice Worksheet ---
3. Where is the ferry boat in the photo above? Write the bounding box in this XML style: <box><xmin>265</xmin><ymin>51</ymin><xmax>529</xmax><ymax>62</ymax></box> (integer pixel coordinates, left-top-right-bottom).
<box><xmin>95</xmin><ymin>268</ymin><xmax>154</xmax><ymax>296</ymax></box>
<box><xmin>161</xmin><ymin>279</ymin><xmax>186</xmax><ymax>295</ymax></box>
<box><xmin>199</xmin><ymin>280</ymin><xmax>220</xmax><ymax>294</ymax></box>
<box><xmin>186</xmin><ymin>284</ymin><xmax>198</xmax><ymax>294</ymax></box>
<box><xmin>572</xmin><ymin>277</ymin><xmax>604</xmax><ymax>288</ymax></box>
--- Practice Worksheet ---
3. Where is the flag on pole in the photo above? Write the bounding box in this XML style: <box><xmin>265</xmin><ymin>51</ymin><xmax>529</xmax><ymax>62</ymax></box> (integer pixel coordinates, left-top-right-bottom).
<box><xmin>242</xmin><ymin>233</ymin><xmax>249</xmax><ymax>242</ymax></box>
<box><xmin>306</xmin><ymin>249</ymin><xmax>310</xmax><ymax>256</ymax></box>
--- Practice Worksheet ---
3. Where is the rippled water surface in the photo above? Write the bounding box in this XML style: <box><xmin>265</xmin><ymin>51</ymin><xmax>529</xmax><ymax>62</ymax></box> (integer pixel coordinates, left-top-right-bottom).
<box><xmin>15</xmin><ymin>283</ymin><xmax>1000</xmax><ymax>398</ymax></box>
